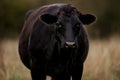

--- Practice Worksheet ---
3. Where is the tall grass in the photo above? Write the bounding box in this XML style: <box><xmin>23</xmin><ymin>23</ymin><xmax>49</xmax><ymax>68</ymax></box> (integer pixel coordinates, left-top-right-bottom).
<box><xmin>0</xmin><ymin>41</ymin><xmax>6</xmax><ymax>80</ymax></box>
<box><xmin>0</xmin><ymin>37</ymin><xmax>120</xmax><ymax>80</ymax></box>
<box><xmin>83</xmin><ymin>37</ymin><xmax>120</xmax><ymax>80</ymax></box>
<box><xmin>0</xmin><ymin>39</ymin><xmax>31</xmax><ymax>80</ymax></box>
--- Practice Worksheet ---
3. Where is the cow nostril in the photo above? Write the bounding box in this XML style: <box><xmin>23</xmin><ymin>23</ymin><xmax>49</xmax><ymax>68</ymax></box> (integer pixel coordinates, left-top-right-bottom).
<box><xmin>65</xmin><ymin>42</ymin><xmax>76</xmax><ymax>48</ymax></box>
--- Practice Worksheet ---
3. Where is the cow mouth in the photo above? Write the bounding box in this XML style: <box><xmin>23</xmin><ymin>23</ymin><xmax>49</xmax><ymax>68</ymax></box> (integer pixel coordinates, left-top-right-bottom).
<box><xmin>60</xmin><ymin>47</ymin><xmax>77</xmax><ymax>54</ymax></box>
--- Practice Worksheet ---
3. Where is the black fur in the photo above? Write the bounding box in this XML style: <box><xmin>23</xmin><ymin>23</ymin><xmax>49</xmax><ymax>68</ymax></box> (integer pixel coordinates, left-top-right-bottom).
<box><xmin>19</xmin><ymin>3</ymin><xmax>96</xmax><ymax>80</ymax></box>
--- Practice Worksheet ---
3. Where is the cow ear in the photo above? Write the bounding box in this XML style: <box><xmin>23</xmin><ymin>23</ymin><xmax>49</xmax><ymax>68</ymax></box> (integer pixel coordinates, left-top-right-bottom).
<box><xmin>79</xmin><ymin>14</ymin><xmax>96</xmax><ymax>25</ymax></box>
<box><xmin>40</xmin><ymin>14</ymin><xmax>58</xmax><ymax>24</ymax></box>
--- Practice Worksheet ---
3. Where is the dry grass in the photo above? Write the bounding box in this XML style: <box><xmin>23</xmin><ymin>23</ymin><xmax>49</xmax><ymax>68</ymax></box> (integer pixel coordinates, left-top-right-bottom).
<box><xmin>0</xmin><ymin>37</ymin><xmax>120</xmax><ymax>80</ymax></box>
<box><xmin>0</xmin><ymin>39</ymin><xmax>31</xmax><ymax>80</ymax></box>
<box><xmin>83</xmin><ymin>37</ymin><xmax>120</xmax><ymax>80</ymax></box>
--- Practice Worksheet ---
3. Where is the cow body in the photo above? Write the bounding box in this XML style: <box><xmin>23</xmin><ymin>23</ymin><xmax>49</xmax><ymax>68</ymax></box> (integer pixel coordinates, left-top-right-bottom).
<box><xmin>19</xmin><ymin>3</ymin><xmax>96</xmax><ymax>80</ymax></box>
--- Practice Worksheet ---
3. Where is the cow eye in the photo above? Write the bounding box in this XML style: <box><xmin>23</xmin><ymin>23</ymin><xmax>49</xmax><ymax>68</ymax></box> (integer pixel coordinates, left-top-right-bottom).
<box><xmin>73</xmin><ymin>23</ymin><xmax>80</xmax><ymax>35</ymax></box>
<box><xmin>56</xmin><ymin>23</ymin><xmax>64</xmax><ymax>29</ymax></box>
<box><xmin>73</xmin><ymin>23</ymin><xmax>80</xmax><ymax>30</ymax></box>
<box><xmin>57</xmin><ymin>24</ymin><xmax>63</xmax><ymax>28</ymax></box>
<box><xmin>76</xmin><ymin>23</ymin><xmax>81</xmax><ymax>28</ymax></box>
<box><xmin>56</xmin><ymin>23</ymin><xmax>65</xmax><ymax>33</ymax></box>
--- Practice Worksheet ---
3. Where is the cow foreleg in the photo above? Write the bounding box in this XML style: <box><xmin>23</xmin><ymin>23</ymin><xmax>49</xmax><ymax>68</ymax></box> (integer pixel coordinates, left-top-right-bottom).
<box><xmin>71</xmin><ymin>64</ymin><xmax>83</xmax><ymax>80</ymax></box>
<box><xmin>30</xmin><ymin>58</ymin><xmax>46</xmax><ymax>80</ymax></box>
<box><xmin>52</xmin><ymin>71</ymin><xmax>70</xmax><ymax>80</ymax></box>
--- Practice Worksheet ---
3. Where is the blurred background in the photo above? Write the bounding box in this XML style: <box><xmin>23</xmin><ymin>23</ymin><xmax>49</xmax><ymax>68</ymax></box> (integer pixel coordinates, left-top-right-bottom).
<box><xmin>0</xmin><ymin>0</ymin><xmax>120</xmax><ymax>80</ymax></box>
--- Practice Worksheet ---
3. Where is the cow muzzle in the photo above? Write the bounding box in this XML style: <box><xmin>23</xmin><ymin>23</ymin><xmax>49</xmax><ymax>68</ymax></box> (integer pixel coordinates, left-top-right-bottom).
<box><xmin>64</xmin><ymin>42</ymin><xmax>76</xmax><ymax>48</ymax></box>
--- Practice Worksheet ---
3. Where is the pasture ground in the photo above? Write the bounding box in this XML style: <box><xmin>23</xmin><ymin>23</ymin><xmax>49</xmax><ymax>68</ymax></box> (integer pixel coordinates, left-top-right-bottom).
<box><xmin>0</xmin><ymin>36</ymin><xmax>120</xmax><ymax>80</ymax></box>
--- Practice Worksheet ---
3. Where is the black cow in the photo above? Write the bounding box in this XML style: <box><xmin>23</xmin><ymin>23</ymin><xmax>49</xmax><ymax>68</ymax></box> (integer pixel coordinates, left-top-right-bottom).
<box><xmin>19</xmin><ymin>3</ymin><xmax>96</xmax><ymax>80</ymax></box>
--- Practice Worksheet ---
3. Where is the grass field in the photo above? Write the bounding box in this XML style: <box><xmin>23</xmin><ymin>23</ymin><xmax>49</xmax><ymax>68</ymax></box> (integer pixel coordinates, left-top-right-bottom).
<box><xmin>0</xmin><ymin>37</ymin><xmax>120</xmax><ymax>80</ymax></box>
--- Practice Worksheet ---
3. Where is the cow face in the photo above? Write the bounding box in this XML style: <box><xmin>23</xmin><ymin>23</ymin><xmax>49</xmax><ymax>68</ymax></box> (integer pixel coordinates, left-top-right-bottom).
<box><xmin>41</xmin><ymin>9</ymin><xmax>96</xmax><ymax>49</ymax></box>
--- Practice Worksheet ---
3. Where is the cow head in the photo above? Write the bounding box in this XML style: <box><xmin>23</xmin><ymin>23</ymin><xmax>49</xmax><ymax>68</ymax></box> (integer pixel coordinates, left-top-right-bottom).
<box><xmin>40</xmin><ymin>5</ymin><xmax>96</xmax><ymax>49</ymax></box>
